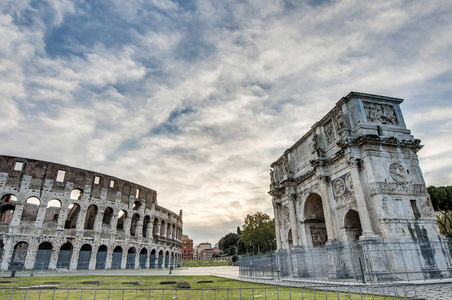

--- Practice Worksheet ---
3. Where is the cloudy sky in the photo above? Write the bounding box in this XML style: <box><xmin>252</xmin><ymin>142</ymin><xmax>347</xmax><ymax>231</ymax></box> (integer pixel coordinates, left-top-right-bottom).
<box><xmin>1</xmin><ymin>0</ymin><xmax>452</xmax><ymax>246</ymax></box>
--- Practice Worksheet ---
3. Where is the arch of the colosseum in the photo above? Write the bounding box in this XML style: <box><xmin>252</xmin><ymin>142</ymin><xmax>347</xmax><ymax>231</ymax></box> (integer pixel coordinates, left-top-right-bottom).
<box><xmin>0</xmin><ymin>155</ymin><xmax>183</xmax><ymax>271</ymax></box>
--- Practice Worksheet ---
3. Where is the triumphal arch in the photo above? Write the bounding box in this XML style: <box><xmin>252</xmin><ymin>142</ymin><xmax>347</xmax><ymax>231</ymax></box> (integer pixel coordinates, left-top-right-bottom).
<box><xmin>268</xmin><ymin>92</ymin><xmax>450</xmax><ymax>281</ymax></box>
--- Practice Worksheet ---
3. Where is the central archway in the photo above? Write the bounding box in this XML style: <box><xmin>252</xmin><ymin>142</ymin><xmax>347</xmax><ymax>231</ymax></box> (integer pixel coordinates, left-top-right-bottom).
<box><xmin>304</xmin><ymin>193</ymin><xmax>327</xmax><ymax>247</ymax></box>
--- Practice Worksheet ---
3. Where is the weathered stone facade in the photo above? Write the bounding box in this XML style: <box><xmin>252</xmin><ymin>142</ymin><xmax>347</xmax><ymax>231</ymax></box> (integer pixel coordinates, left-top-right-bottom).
<box><xmin>269</xmin><ymin>92</ymin><xmax>448</xmax><ymax>280</ymax></box>
<box><xmin>0</xmin><ymin>155</ymin><xmax>182</xmax><ymax>270</ymax></box>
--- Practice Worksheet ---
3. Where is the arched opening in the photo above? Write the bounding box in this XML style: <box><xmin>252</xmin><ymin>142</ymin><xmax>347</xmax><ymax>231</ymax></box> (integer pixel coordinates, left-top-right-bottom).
<box><xmin>130</xmin><ymin>214</ymin><xmax>139</xmax><ymax>236</ymax></box>
<box><xmin>84</xmin><ymin>205</ymin><xmax>98</xmax><ymax>230</ymax></box>
<box><xmin>167</xmin><ymin>223</ymin><xmax>171</xmax><ymax>238</ymax></box>
<box><xmin>344</xmin><ymin>210</ymin><xmax>362</xmax><ymax>242</ymax></box>
<box><xmin>21</xmin><ymin>196</ymin><xmax>40</xmax><ymax>221</ymax></box>
<box><xmin>57</xmin><ymin>243</ymin><xmax>73</xmax><ymax>269</ymax></box>
<box><xmin>96</xmin><ymin>245</ymin><xmax>108</xmax><ymax>269</ymax></box>
<box><xmin>44</xmin><ymin>199</ymin><xmax>61</xmax><ymax>222</ymax></box>
<box><xmin>112</xmin><ymin>246</ymin><xmax>122</xmax><ymax>269</ymax></box>
<box><xmin>116</xmin><ymin>210</ymin><xmax>127</xmax><ymax>230</ymax></box>
<box><xmin>1</xmin><ymin>194</ymin><xmax>17</xmax><ymax>203</ymax></box>
<box><xmin>102</xmin><ymin>207</ymin><xmax>113</xmax><ymax>226</ymax></box>
<box><xmin>153</xmin><ymin>218</ymin><xmax>159</xmax><ymax>235</ymax></box>
<box><xmin>304</xmin><ymin>193</ymin><xmax>327</xmax><ymax>247</ymax></box>
<box><xmin>164</xmin><ymin>251</ymin><xmax>170</xmax><ymax>268</ymax></box>
<box><xmin>160</xmin><ymin>220</ymin><xmax>166</xmax><ymax>236</ymax></box>
<box><xmin>142</xmin><ymin>215</ymin><xmax>151</xmax><ymax>237</ymax></box>
<box><xmin>77</xmin><ymin>244</ymin><xmax>92</xmax><ymax>270</ymax></box>
<box><xmin>133</xmin><ymin>201</ymin><xmax>141</xmax><ymax>210</ymax></box>
<box><xmin>0</xmin><ymin>204</ymin><xmax>15</xmax><ymax>223</ymax></box>
<box><xmin>139</xmin><ymin>248</ymin><xmax>147</xmax><ymax>268</ymax></box>
<box><xmin>70</xmin><ymin>189</ymin><xmax>82</xmax><ymax>200</ymax></box>
<box><xmin>0</xmin><ymin>195</ymin><xmax>17</xmax><ymax>223</ymax></box>
<box><xmin>65</xmin><ymin>203</ymin><xmax>81</xmax><ymax>229</ymax></box>
<box><xmin>126</xmin><ymin>247</ymin><xmax>136</xmax><ymax>269</ymax></box>
<box><xmin>10</xmin><ymin>242</ymin><xmax>28</xmax><ymax>269</ymax></box>
<box><xmin>34</xmin><ymin>242</ymin><xmax>52</xmax><ymax>270</ymax></box>
<box><xmin>149</xmin><ymin>249</ymin><xmax>156</xmax><ymax>268</ymax></box>
<box><xmin>158</xmin><ymin>250</ymin><xmax>164</xmax><ymax>268</ymax></box>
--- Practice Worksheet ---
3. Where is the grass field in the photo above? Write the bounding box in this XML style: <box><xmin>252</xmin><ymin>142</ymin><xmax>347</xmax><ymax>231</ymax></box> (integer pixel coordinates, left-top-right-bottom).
<box><xmin>182</xmin><ymin>259</ymin><xmax>230</xmax><ymax>267</ymax></box>
<box><xmin>0</xmin><ymin>275</ymin><xmax>389</xmax><ymax>299</ymax></box>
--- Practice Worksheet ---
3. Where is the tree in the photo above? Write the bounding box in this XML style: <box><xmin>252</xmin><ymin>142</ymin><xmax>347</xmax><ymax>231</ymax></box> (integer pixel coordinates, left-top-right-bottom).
<box><xmin>242</xmin><ymin>212</ymin><xmax>276</xmax><ymax>254</ymax></box>
<box><xmin>218</xmin><ymin>233</ymin><xmax>240</xmax><ymax>255</ymax></box>
<box><xmin>427</xmin><ymin>186</ymin><xmax>452</xmax><ymax>237</ymax></box>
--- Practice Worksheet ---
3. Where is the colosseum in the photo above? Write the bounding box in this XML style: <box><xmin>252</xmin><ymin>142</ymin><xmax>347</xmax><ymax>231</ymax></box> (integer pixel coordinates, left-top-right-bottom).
<box><xmin>0</xmin><ymin>155</ymin><xmax>183</xmax><ymax>270</ymax></box>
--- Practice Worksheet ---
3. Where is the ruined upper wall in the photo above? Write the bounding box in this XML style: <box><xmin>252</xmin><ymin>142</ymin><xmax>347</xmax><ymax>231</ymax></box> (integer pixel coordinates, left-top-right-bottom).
<box><xmin>0</xmin><ymin>155</ymin><xmax>157</xmax><ymax>209</ymax></box>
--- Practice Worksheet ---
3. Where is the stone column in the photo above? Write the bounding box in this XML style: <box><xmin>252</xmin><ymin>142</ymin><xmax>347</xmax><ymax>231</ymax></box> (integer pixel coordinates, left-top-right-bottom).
<box><xmin>121</xmin><ymin>251</ymin><xmax>127</xmax><ymax>269</ymax></box>
<box><xmin>272</xmin><ymin>200</ymin><xmax>283</xmax><ymax>250</ymax></box>
<box><xmin>135</xmin><ymin>251</ymin><xmax>140</xmax><ymax>269</ymax></box>
<box><xmin>145</xmin><ymin>250</ymin><xmax>150</xmax><ymax>269</ymax></box>
<box><xmin>318</xmin><ymin>176</ymin><xmax>337</xmax><ymax>241</ymax></box>
<box><xmin>57</xmin><ymin>207</ymin><xmax>68</xmax><ymax>231</ymax></box>
<box><xmin>1</xmin><ymin>238</ymin><xmax>13</xmax><ymax>270</ymax></box>
<box><xmin>9</xmin><ymin>201</ymin><xmax>25</xmax><ymax>229</ymax></box>
<box><xmin>89</xmin><ymin>247</ymin><xmax>97</xmax><ymax>270</ymax></box>
<box><xmin>135</xmin><ymin>218</ymin><xmax>143</xmax><ymax>240</ymax></box>
<box><xmin>287</xmin><ymin>196</ymin><xmax>301</xmax><ymax>247</ymax></box>
<box><xmin>94</xmin><ymin>210</ymin><xmax>103</xmax><ymax>233</ymax></box>
<box><xmin>349</xmin><ymin>159</ymin><xmax>377</xmax><ymax>239</ymax></box>
<box><xmin>34</xmin><ymin>204</ymin><xmax>48</xmax><ymax>229</ymax></box>
<box><xmin>24</xmin><ymin>239</ymin><xmax>38</xmax><ymax>269</ymax></box>
<box><xmin>70</xmin><ymin>249</ymin><xmax>79</xmax><ymax>270</ymax></box>
<box><xmin>124</xmin><ymin>215</ymin><xmax>131</xmax><ymax>239</ymax></box>
<box><xmin>48</xmin><ymin>247</ymin><xmax>58</xmax><ymax>270</ymax></box>
<box><xmin>106</xmin><ymin>248</ymin><xmax>113</xmax><ymax>269</ymax></box>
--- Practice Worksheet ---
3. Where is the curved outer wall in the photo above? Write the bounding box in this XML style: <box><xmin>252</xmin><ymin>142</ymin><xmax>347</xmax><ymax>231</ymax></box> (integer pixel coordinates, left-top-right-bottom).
<box><xmin>0</xmin><ymin>155</ymin><xmax>182</xmax><ymax>270</ymax></box>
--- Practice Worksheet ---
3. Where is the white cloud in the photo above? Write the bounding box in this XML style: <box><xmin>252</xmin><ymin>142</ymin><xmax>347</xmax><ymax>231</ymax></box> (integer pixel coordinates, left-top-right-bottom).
<box><xmin>1</xmin><ymin>0</ymin><xmax>452</xmax><ymax>245</ymax></box>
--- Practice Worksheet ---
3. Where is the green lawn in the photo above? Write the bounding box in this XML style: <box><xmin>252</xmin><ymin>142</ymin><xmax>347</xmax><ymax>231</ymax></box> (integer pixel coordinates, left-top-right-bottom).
<box><xmin>0</xmin><ymin>275</ymin><xmax>389</xmax><ymax>299</ymax></box>
<box><xmin>182</xmin><ymin>259</ymin><xmax>230</xmax><ymax>267</ymax></box>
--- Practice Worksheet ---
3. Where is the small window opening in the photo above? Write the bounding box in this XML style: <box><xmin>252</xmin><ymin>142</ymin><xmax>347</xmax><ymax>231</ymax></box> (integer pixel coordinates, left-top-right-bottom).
<box><xmin>14</xmin><ymin>162</ymin><xmax>24</xmax><ymax>171</ymax></box>
<box><xmin>94</xmin><ymin>176</ymin><xmax>100</xmax><ymax>185</ymax></box>
<box><xmin>136</xmin><ymin>189</ymin><xmax>141</xmax><ymax>198</ymax></box>
<box><xmin>410</xmin><ymin>200</ymin><xmax>420</xmax><ymax>219</ymax></box>
<box><xmin>407</xmin><ymin>169</ymin><xmax>410</xmax><ymax>174</ymax></box>
<box><xmin>56</xmin><ymin>170</ymin><xmax>66</xmax><ymax>182</ymax></box>
<box><xmin>109</xmin><ymin>180</ymin><xmax>115</xmax><ymax>188</ymax></box>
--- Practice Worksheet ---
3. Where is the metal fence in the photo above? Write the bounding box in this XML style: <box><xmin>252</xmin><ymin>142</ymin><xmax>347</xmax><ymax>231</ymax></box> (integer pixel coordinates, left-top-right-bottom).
<box><xmin>0</xmin><ymin>285</ymin><xmax>418</xmax><ymax>299</ymax></box>
<box><xmin>240</xmin><ymin>240</ymin><xmax>452</xmax><ymax>282</ymax></box>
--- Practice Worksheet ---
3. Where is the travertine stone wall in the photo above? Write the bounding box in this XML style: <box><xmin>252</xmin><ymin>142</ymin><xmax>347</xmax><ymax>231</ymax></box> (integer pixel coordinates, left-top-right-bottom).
<box><xmin>0</xmin><ymin>156</ymin><xmax>182</xmax><ymax>270</ymax></box>
<box><xmin>270</xmin><ymin>92</ymin><xmax>438</xmax><ymax>250</ymax></box>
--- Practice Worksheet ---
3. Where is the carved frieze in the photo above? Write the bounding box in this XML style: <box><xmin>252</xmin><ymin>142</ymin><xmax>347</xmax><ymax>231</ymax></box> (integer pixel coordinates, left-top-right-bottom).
<box><xmin>368</xmin><ymin>182</ymin><xmax>428</xmax><ymax>196</ymax></box>
<box><xmin>324</xmin><ymin>120</ymin><xmax>336</xmax><ymax>145</ymax></box>
<box><xmin>336</xmin><ymin>135</ymin><xmax>423</xmax><ymax>152</ymax></box>
<box><xmin>334</xmin><ymin>192</ymin><xmax>356</xmax><ymax>208</ymax></box>
<box><xmin>389</xmin><ymin>163</ymin><xmax>407</xmax><ymax>182</ymax></box>
<box><xmin>310</xmin><ymin>227</ymin><xmax>327</xmax><ymax>246</ymax></box>
<box><xmin>363</xmin><ymin>101</ymin><xmax>398</xmax><ymax>125</ymax></box>
<box><xmin>283</xmin><ymin>205</ymin><xmax>290</xmax><ymax>229</ymax></box>
<box><xmin>333</xmin><ymin>112</ymin><xmax>345</xmax><ymax>134</ymax></box>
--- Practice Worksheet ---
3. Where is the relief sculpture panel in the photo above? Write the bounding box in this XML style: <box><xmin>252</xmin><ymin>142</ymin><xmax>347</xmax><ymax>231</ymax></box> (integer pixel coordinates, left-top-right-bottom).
<box><xmin>363</xmin><ymin>101</ymin><xmax>398</xmax><ymax>125</ymax></box>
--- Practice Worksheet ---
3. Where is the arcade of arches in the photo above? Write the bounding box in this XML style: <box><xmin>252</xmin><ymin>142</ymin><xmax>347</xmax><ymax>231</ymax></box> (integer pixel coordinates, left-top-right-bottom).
<box><xmin>0</xmin><ymin>156</ymin><xmax>183</xmax><ymax>270</ymax></box>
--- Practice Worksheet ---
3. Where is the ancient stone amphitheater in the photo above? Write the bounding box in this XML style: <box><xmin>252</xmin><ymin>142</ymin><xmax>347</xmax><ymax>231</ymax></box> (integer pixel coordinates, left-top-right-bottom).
<box><xmin>0</xmin><ymin>155</ymin><xmax>183</xmax><ymax>270</ymax></box>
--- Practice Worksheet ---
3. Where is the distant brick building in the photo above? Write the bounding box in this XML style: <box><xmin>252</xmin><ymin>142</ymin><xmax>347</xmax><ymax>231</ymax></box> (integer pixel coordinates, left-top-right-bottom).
<box><xmin>182</xmin><ymin>235</ymin><xmax>193</xmax><ymax>260</ymax></box>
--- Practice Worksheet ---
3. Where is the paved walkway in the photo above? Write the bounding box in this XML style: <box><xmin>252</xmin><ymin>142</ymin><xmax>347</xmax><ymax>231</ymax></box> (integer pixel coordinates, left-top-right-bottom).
<box><xmin>4</xmin><ymin>266</ymin><xmax>452</xmax><ymax>299</ymax></box>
